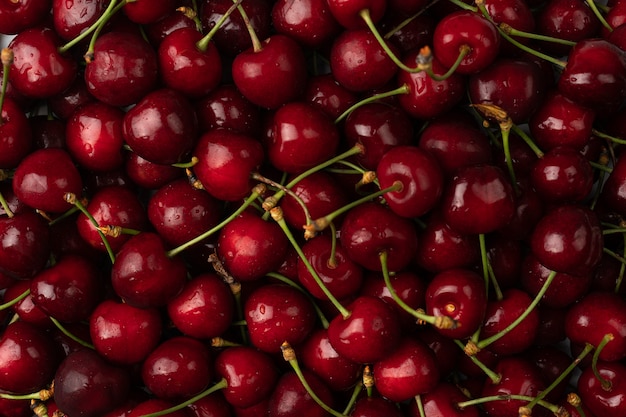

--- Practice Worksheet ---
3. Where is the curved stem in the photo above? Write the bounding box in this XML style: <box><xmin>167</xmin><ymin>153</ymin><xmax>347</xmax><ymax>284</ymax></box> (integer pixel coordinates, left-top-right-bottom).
<box><xmin>267</xmin><ymin>272</ymin><xmax>330</xmax><ymax>329</ymax></box>
<box><xmin>59</xmin><ymin>0</ymin><xmax>120</xmax><ymax>54</ymax></box>
<box><xmin>453</xmin><ymin>339</ymin><xmax>501</xmax><ymax>384</ymax></box>
<box><xmin>139</xmin><ymin>378</ymin><xmax>229</xmax><ymax>417</ymax></box>
<box><xmin>232</xmin><ymin>0</ymin><xmax>262</xmax><ymax>52</ymax></box>
<box><xmin>499</xmin><ymin>23</ymin><xmax>577</xmax><ymax>46</ymax></box>
<box><xmin>334</xmin><ymin>85</ymin><xmax>410</xmax><ymax>124</ymax></box>
<box><xmin>511</xmin><ymin>125</ymin><xmax>544</xmax><ymax>158</ymax></box>
<box><xmin>50</xmin><ymin>317</ymin><xmax>95</xmax><ymax>350</ymax></box>
<box><xmin>342</xmin><ymin>382</ymin><xmax>363</xmax><ymax>415</ymax></box>
<box><xmin>585</xmin><ymin>0</ymin><xmax>613</xmax><ymax>32</ymax></box>
<box><xmin>0</xmin><ymin>288</ymin><xmax>30</xmax><ymax>311</ymax></box>
<box><xmin>83</xmin><ymin>1</ymin><xmax>129</xmax><ymax>60</ymax></box>
<box><xmin>592</xmin><ymin>333</ymin><xmax>615</xmax><ymax>390</ymax></box>
<box><xmin>196</xmin><ymin>0</ymin><xmax>242</xmax><ymax>51</ymax></box>
<box><xmin>426</xmin><ymin>44</ymin><xmax>471</xmax><ymax>81</ymax></box>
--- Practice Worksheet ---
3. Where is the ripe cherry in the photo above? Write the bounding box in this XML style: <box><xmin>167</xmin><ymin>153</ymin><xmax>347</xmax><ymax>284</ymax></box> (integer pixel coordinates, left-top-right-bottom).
<box><xmin>325</xmin><ymin>0</ymin><xmax>386</xmax><ymax>29</ymax></box>
<box><xmin>578</xmin><ymin>360</ymin><xmax>626</xmax><ymax>417</ymax></box>
<box><xmin>271</xmin><ymin>0</ymin><xmax>342</xmax><ymax>48</ymax></box>
<box><xmin>0</xmin><ymin>211</ymin><xmax>51</xmax><ymax>279</ymax></box>
<box><xmin>0</xmin><ymin>0</ymin><xmax>51</xmax><ymax>34</ymax></box>
<box><xmin>409</xmin><ymin>381</ymin><xmax>481</xmax><ymax>417</ymax></box>
<box><xmin>0</xmin><ymin>97</ymin><xmax>33</xmax><ymax>169</ymax></box>
<box><xmin>268</xmin><ymin>369</ymin><xmax>335</xmax><ymax>417</ymax></box>
<box><xmin>195</xmin><ymin>84</ymin><xmax>262</xmax><ymax>135</ymax></box>
<box><xmin>537</xmin><ymin>0</ymin><xmax>601</xmax><ymax>56</ymax></box>
<box><xmin>52</xmin><ymin>0</ymin><xmax>108</xmax><ymax>41</ymax></box>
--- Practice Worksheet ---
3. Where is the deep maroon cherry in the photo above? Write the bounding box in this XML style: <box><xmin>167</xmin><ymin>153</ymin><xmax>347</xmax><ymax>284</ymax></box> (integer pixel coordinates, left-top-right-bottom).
<box><xmin>0</xmin><ymin>320</ymin><xmax>61</xmax><ymax>394</ymax></box>
<box><xmin>90</xmin><ymin>299</ymin><xmax>163</xmax><ymax>365</ymax></box>
<box><xmin>214</xmin><ymin>346</ymin><xmax>279</xmax><ymax>409</ymax></box>
<box><xmin>380</xmin><ymin>9</ymin><xmax>435</xmax><ymax>54</ymax></box>
<box><xmin>602</xmin><ymin>151</ymin><xmax>626</xmax><ymax>217</ymax></box>
<box><xmin>327</xmin><ymin>295</ymin><xmax>402</xmax><ymax>364</ymax></box>
<box><xmin>48</xmin><ymin>76</ymin><xmax>96</xmax><ymax>121</ymax></box>
<box><xmin>29</xmin><ymin>114</ymin><xmax>65</xmax><ymax>150</ymax></box>
<box><xmin>325</xmin><ymin>0</ymin><xmax>387</xmax><ymax>29</ymax></box>
<box><xmin>12</xmin><ymin>147</ymin><xmax>83</xmax><ymax>214</ymax></box>
<box><xmin>351</xmin><ymin>396</ymin><xmax>405</xmax><ymax>417</ymax></box>
<box><xmin>537</xmin><ymin>0</ymin><xmax>601</xmax><ymax>55</ymax></box>
<box><xmin>482</xmin><ymin>0</ymin><xmax>536</xmax><ymax>53</ymax></box>
<box><xmin>52</xmin><ymin>0</ymin><xmax>108</xmax><ymax>41</ymax></box>
<box><xmin>271</xmin><ymin>0</ymin><xmax>342</xmax><ymax>48</ymax></box>
<box><xmin>409</xmin><ymin>381</ymin><xmax>481</xmax><ymax>417</ymax></box>
<box><xmin>268</xmin><ymin>369</ymin><xmax>335</xmax><ymax>417</ymax></box>
<box><xmin>125</xmin><ymin>151</ymin><xmax>184</xmax><ymax>190</ymax></box>
<box><xmin>8</xmin><ymin>27</ymin><xmax>77</xmax><ymax>99</ymax></box>
<box><xmin>0</xmin><ymin>0</ymin><xmax>51</xmax><ymax>34</ymax></box>
<box><xmin>144</xmin><ymin>6</ymin><xmax>198</xmax><ymax>46</ymax></box>
<box><xmin>54</xmin><ymin>348</ymin><xmax>131</xmax><ymax>417</ymax></box>
<box><xmin>185</xmin><ymin>392</ymin><xmax>232</xmax><ymax>417</ymax></box>
<box><xmin>578</xmin><ymin>361</ymin><xmax>626</xmax><ymax>417</ymax></box>
<box><xmin>304</xmin><ymin>73</ymin><xmax>359</xmax><ymax>119</ymax></box>
<box><xmin>127</xmin><ymin>399</ymin><xmax>190</xmax><ymax>417</ymax></box>
<box><xmin>84</xmin><ymin>31</ymin><xmax>158</xmax><ymax>107</ymax></box>
<box><xmin>195</xmin><ymin>84</ymin><xmax>262</xmax><ymax>135</ymax></box>
<box><xmin>0</xmin><ymin>211</ymin><xmax>50</xmax><ymax>279</ymax></box>
<box><xmin>0</xmin><ymin>97</ymin><xmax>33</xmax><ymax>169</ymax></box>
<box><xmin>5</xmin><ymin>279</ymin><xmax>52</xmax><ymax>328</ymax></box>
<box><xmin>122</xmin><ymin>0</ymin><xmax>176</xmax><ymax>24</ymax></box>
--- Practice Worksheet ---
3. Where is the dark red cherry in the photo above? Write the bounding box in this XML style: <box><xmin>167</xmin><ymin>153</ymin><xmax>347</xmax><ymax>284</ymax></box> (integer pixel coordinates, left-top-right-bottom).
<box><xmin>84</xmin><ymin>31</ymin><xmax>158</xmax><ymax>107</ymax></box>
<box><xmin>329</xmin><ymin>28</ymin><xmax>398</xmax><ymax>92</ymax></box>
<box><xmin>373</xmin><ymin>336</ymin><xmax>440</xmax><ymax>401</ymax></box>
<box><xmin>217</xmin><ymin>210</ymin><xmax>289</xmax><ymax>282</ymax></box>
<box><xmin>185</xmin><ymin>392</ymin><xmax>232</xmax><ymax>417</ymax></box>
<box><xmin>12</xmin><ymin>147</ymin><xmax>83</xmax><ymax>213</ymax></box>
<box><xmin>30</xmin><ymin>254</ymin><xmax>103</xmax><ymax>323</ymax></box>
<box><xmin>377</xmin><ymin>145</ymin><xmax>444</xmax><ymax>218</ymax></box>
<box><xmin>76</xmin><ymin>185</ymin><xmax>148</xmax><ymax>253</ymax></box>
<box><xmin>269</xmin><ymin>370</ymin><xmax>334</xmax><ymax>417</ymax></box>
<box><xmin>441</xmin><ymin>164</ymin><xmax>516</xmax><ymax>235</ymax></box>
<box><xmin>271</xmin><ymin>0</ymin><xmax>342</xmax><ymax>48</ymax></box>
<box><xmin>195</xmin><ymin>84</ymin><xmax>262</xmax><ymax>136</ymax></box>
<box><xmin>326</xmin><ymin>0</ymin><xmax>387</xmax><ymax>29</ymax></box>
<box><xmin>48</xmin><ymin>76</ymin><xmax>96</xmax><ymax>121</ymax></box>
<box><xmin>214</xmin><ymin>346</ymin><xmax>279</xmax><ymax>409</ymax></box>
<box><xmin>537</xmin><ymin>0</ymin><xmax>601</xmax><ymax>56</ymax></box>
<box><xmin>601</xmin><ymin>151</ymin><xmax>626</xmax><ymax>217</ymax></box>
<box><xmin>232</xmin><ymin>34</ymin><xmax>308</xmax><ymax>110</ymax></box>
<box><xmin>486</xmin><ymin>234</ymin><xmax>524</xmax><ymax>289</ymax></box>
<box><xmin>90</xmin><ymin>299</ymin><xmax>162</xmax><ymax>365</ymax></box>
<box><xmin>5</xmin><ymin>279</ymin><xmax>52</xmax><ymax>328</ymax></box>
<box><xmin>52</xmin><ymin>0</ymin><xmax>108</xmax><ymax>41</ymax></box>
<box><xmin>0</xmin><ymin>320</ymin><xmax>61</xmax><ymax>394</ymax></box>
<box><xmin>0</xmin><ymin>97</ymin><xmax>33</xmax><ymax>169</ymax></box>
<box><xmin>111</xmin><ymin>232</ymin><xmax>187</xmax><ymax>308</ymax></box>
<box><xmin>142</xmin><ymin>336</ymin><xmax>213</xmax><ymax>401</ymax></box>
<box><xmin>380</xmin><ymin>9</ymin><xmax>435</xmax><ymax>54</ymax></box>
<box><xmin>193</xmin><ymin>129</ymin><xmax>264</xmax><ymax>201</ymax></box>
<box><xmin>122</xmin><ymin>0</ymin><xmax>176</xmax><ymax>24</ymax></box>
<box><xmin>0</xmin><ymin>211</ymin><xmax>50</xmax><ymax>279</ymax></box>
<box><xmin>8</xmin><ymin>27</ymin><xmax>77</xmax><ymax>99</ymax></box>
<box><xmin>339</xmin><ymin>202</ymin><xmax>419</xmax><ymax>272</ymax></box>
<box><xmin>410</xmin><ymin>381</ymin><xmax>481</xmax><ymax>417</ymax></box>
<box><xmin>530</xmin><ymin>204</ymin><xmax>603</xmax><ymax>276</ymax></box>
<box><xmin>125</xmin><ymin>151</ymin><xmax>184</xmax><ymax>190</ymax></box>
<box><xmin>482</xmin><ymin>0</ymin><xmax>535</xmax><ymax>53</ymax></box>
<box><xmin>244</xmin><ymin>283</ymin><xmax>316</xmax><ymax>353</ymax></box>
<box><xmin>578</xmin><ymin>361</ymin><xmax>626</xmax><ymax>417</ymax></box>
<box><xmin>327</xmin><ymin>295</ymin><xmax>402</xmax><ymax>364</ymax></box>
<box><xmin>304</xmin><ymin>73</ymin><xmax>359</xmax><ymax>120</ymax></box>
<box><xmin>433</xmin><ymin>10</ymin><xmax>501</xmax><ymax>74</ymax></box>
<box><xmin>0</xmin><ymin>0</ymin><xmax>51</xmax><ymax>34</ymax></box>
<box><xmin>565</xmin><ymin>291</ymin><xmax>626</xmax><ymax>361</ymax></box>
<box><xmin>54</xmin><ymin>349</ymin><xmax>131</xmax><ymax>417</ymax></box>
<box><xmin>425</xmin><ymin>268</ymin><xmax>487</xmax><ymax>339</ymax></box>
<box><xmin>65</xmin><ymin>100</ymin><xmax>125</xmax><ymax>172</ymax></box>
<box><xmin>127</xmin><ymin>399</ymin><xmax>191</xmax><ymax>417</ymax></box>
<box><xmin>351</xmin><ymin>396</ymin><xmax>405</xmax><ymax>417</ymax></box>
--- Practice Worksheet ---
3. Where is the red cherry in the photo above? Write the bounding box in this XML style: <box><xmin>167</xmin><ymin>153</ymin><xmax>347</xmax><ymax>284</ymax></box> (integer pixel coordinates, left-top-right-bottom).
<box><xmin>410</xmin><ymin>381</ymin><xmax>481</xmax><ymax>417</ymax></box>
<box><xmin>5</xmin><ymin>279</ymin><xmax>51</xmax><ymax>328</ymax></box>
<box><xmin>304</xmin><ymin>73</ymin><xmax>358</xmax><ymax>119</ymax></box>
<box><xmin>268</xmin><ymin>369</ymin><xmax>335</xmax><ymax>417</ymax></box>
<box><xmin>52</xmin><ymin>0</ymin><xmax>108</xmax><ymax>41</ymax></box>
<box><xmin>482</xmin><ymin>0</ymin><xmax>535</xmax><ymax>53</ymax></box>
<box><xmin>537</xmin><ymin>0</ymin><xmax>601</xmax><ymax>55</ymax></box>
<box><xmin>0</xmin><ymin>97</ymin><xmax>33</xmax><ymax>169</ymax></box>
<box><xmin>578</xmin><ymin>361</ymin><xmax>626</xmax><ymax>417</ymax></box>
<box><xmin>195</xmin><ymin>84</ymin><xmax>262</xmax><ymax>136</ymax></box>
<box><xmin>0</xmin><ymin>211</ymin><xmax>51</xmax><ymax>280</ymax></box>
<box><xmin>271</xmin><ymin>0</ymin><xmax>342</xmax><ymax>48</ymax></box>
<box><xmin>351</xmin><ymin>396</ymin><xmax>405</xmax><ymax>417</ymax></box>
<box><xmin>185</xmin><ymin>393</ymin><xmax>232</xmax><ymax>417</ymax></box>
<box><xmin>122</xmin><ymin>0</ymin><xmax>176</xmax><ymax>24</ymax></box>
<box><xmin>326</xmin><ymin>0</ymin><xmax>387</xmax><ymax>29</ymax></box>
<box><xmin>124</xmin><ymin>151</ymin><xmax>184</xmax><ymax>190</ymax></box>
<box><xmin>0</xmin><ymin>0</ymin><xmax>51</xmax><ymax>34</ymax></box>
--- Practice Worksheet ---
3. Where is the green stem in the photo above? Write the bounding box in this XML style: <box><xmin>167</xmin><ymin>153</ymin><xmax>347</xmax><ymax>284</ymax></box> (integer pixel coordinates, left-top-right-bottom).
<box><xmin>426</xmin><ymin>44</ymin><xmax>471</xmax><ymax>81</ymax></box>
<box><xmin>171</xmin><ymin>156</ymin><xmax>199</xmax><ymax>169</ymax></box>
<box><xmin>499</xmin><ymin>23</ymin><xmax>577</xmax><ymax>46</ymax></box>
<box><xmin>457</xmin><ymin>395</ymin><xmax>561</xmax><ymax>414</ymax></box>
<box><xmin>0</xmin><ymin>48</ymin><xmax>13</xmax><ymax>125</ymax></box>
<box><xmin>0</xmin><ymin>288</ymin><xmax>29</xmax><ymax>311</ymax></box>
<box><xmin>66</xmin><ymin>194</ymin><xmax>116</xmax><ymax>264</ymax></box>
<box><xmin>593</xmin><ymin>128</ymin><xmax>626</xmax><ymax>145</ymax></box>
<box><xmin>334</xmin><ymin>85</ymin><xmax>410</xmax><ymax>124</ymax></box>
<box><xmin>0</xmin><ymin>191</ymin><xmax>13</xmax><ymax>218</ymax></box>
<box><xmin>592</xmin><ymin>333</ymin><xmax>615</xmax><ymax>390</ymax></box>
<box><xmin>233</xmin><ymin>0</ymin><xmax>262</xmax><ymax>52</ymax></box>
<box><xmin>589</xmin><ymin>161</ymin><xmax>613</xmax><ymax>173</ymax></box>
<box><xmin>453</xmin><ymin>339</ymin><xmax>501</xmax><ymax>384</ymax></box>
<box><xmin>415</xmin><ymin>395</ymin><xmax>427</xmax><ymax>417</ymax></box>
<box><xmin>585</xmin><ymin>0</ymin><xmax>613</xmax><ymax>32</ymax></box>
<box><xmin>511</xmin><ymin>124</ymin><xmax>544</xmax><ymax>158</ymax></box>
<box><xmin>139</xmin><ymin>378</ymin><xmax>228</xmax><ymax>417</ymax></box>
<box><xmin>500</xmin><ymin>127</ymin><xmax>518</xmax><ymax>189</ymax></box>
<box><xmin>50</xmin><ymin>317</ymin><xmax>95</xmax><ymax>350</ymax></box>
<box><xmin>342</xmin><ymin>383</ymin><xmax>363</xmax><ymax>416</ymax></box>
<box><xmin>267</xmin><ymin>272</ymin><xmax>330</xmax><ymax>329</ymax></box>
<box><xmin>196</xmin><ymin>0</ymin><xmax>242</xmax><ymax>51</ymax></box>
<box><xmin>59</xmin><ymin>0</ymin><xmax>121</xmax><ymax>54</ymax></box>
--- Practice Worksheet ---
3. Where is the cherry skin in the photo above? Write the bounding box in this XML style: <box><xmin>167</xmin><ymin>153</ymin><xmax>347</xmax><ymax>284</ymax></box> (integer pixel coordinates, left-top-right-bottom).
<box><xmin>12</xmin><ymin>148</ymin><xmax>83</xmax><ymax>213</ymax></box>
<box><xmin>52</xmin><ymin>0</ymin><xmax>108</xmax><ymax>41</ymax></box>
<box><xmin>530</xmin><ymin>204</ymin><xmax>603</xmax><ymax>276</ymax></box>
<box><xmin>537</xmin><ymin>0</ymin><xmax>601</xmax><ymax>56</ymax></box>
<box><xmin>195</xmin><ymin>84</ymin><xmax>262</xmax><ymax>136</ymax></box>
<box><xmin>578</xmin><ymin>361</ymin><xmax>626</xmax><ymax>417</ymax></box>
<box><xmin>327</xmin><ymin>295</ymin><xmax>402</xmax><ymax>364</ymax></box>
<box><xmin>125</xmin><ymin>151</ymin><xmax>184</xmax><ymax>190</ymax></box>
<box><xmin>30</xmin><ymin>254</ymin><xmax>103</xmax><ymax>323</ymax></box>
<box><xmin>185</xmin><ymin>392</ymin><xmax>232</xmax><ymax>417</ymax></box>
<box><xmin>377</xmin><ymin>145</ymin><xmax>444</xmax><ymax>218</ymax></box>
<box><xmin>425</xmin><ymin>268</ymin><xmax>487</xmax><ymax>339</ymax></box>
<box><xmin>0</xmin><ymin>97</ymin><xmax>33</xmax><ymax>169</ymax></box>
<box><xmin>409</xmin><ymin>381</ymin><xmax>481</xmax><ymax>417</ymax></box>
<box><xmin>0</xmin><ymin>211</ymin><xmax>51</xmax><ymax>280</ymax></box>
<box><xmin>217</xmin><ymin>210</ymin><xmax>289</xmax><ymax>282</ymax></box>
<box><xmin>214</xmin><ymin>346</ymin><xmax>279</xmax><ymax>409</ymax></box>
<box><xmin>269</xmin><ymin>369</ymin><xmax>334</xmax><ymax>417</ymax></box>
<box><xmin>351</xmin><ymin>396</ymin><xmax>405</xmax><ymax>417</ymax></box>
<box><xmin>90</xmin><ymin>299</ymin><xmax>163</xmax><ymax>365</ymax></box>
<box><xmin>267</xmin><ymin>101</ymin><xmax>340</xmax><ymax>174</ymax></box>
<box><xmin>373</xmin><ymin>336</ymin><xmax>441</xmax><ymax>402</ymax></box>
<box><xmin>433</xmin><ymin>10</ymin><xmax>501</xmax><ymax>74</ymax></box>
<box><xmin>304</xmin><ymin>73</ymin><xmax>359</xmax><ymax>119</ymax></box>
<box><xmin>244</xmin><ymin>283</ymin><xmax>316</xmax><ymax>353</ymax></box>
<box><xmin>65</xmin><ymin>100</ymin><xmax>126</xmax><ymax>172</ymax></box>
<box><xmin>482</xmin><ymin>0</ymin><xmax>535</xmax><ymax>53</ymax></box>
<box><xmin>127</xmin><ymin>399</ymin><xmax>191</xmax><ymax>417</ymax></box>
<box><xmin>325</xmin><ymin>0</ymin><xmax>387</xmax><ymax>29</ymax></box>
<box><xmin>111</xmin><ymin>232</ymin><xmax>188</xmax><ymax>308</ymax></box>
<box><xmin>0</xmin><ymin>320</ymin><xmax>61</xmax><ymax>394</ymax></box>
<box><xmin>5</xmin><ymin>279</ymin><xmax>52</xmax><ymax>328</ymax></box>
<box><xmin>565</xmin><ymin>291</ymin><xmax>626</xmax><ymax>361</ymax></box>
<box><xmin>54</xmin><ymin>348</ymin><xmax>132</xmax><ymax>417</ymax></box>
<box><xmin>48</xmin><ymin>75</ymin><xmax>96</xmax><ymax>120</ymax></box>
<box><xmin>271</xmin><ymin>0</ymin><xmax>342</xmax><ymax>48</ymax></box>
<box><xmin>329</xmin><ymin>28</ymin><xmax>398</xmax><ymax>92</ymax></box>
<box><xmin>193</xmin><ymin>129</ymin><xmax>265</xmax><ymax>201</ymax></box>
<box><xmin>84</xmin><ymin>31</ymin><xmax>158</xmax><ymax>107</ymax></box>
<box><xmin>232</xmin><ymin>34</ymin><xmax>308</xmax><ymax>110</ymax></box>
<box><xmin>0</xmin><ymin>0</ymin><xmax>51</xmax><ymax>34</ymax></box>
<box><xmin>122</xmin><ymin>0</ymin><xmax>176</xmax><ymax>24</ymax></box>
<box><xmin>8</xmin><ymin>27</ymin><xmax>77</xmax><ymax>99</ymax></box>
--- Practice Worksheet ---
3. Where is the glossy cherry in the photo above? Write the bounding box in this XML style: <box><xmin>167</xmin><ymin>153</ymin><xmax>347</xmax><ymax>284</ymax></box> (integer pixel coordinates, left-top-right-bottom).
<box><xmin>271</xmin><ymin>0</ymin><xmax>342</xmax><ymax>48</ymax></box>
<box><xmin>52</xmin><ymin>0</ymin><xmax>108</xmax><ymax>41</ymax></box>
<box><xmin>0</xmin><ymin>211</ymin><xmax>51</xmax><ymax>279</ymax></box>
<box><xmin>304</xmin><ymin>73</ymin><xmax>358</xmax><ymax>119</ymax></box>
<box><xmin>125</xmin><ymin>151</ymin><xmax>184</xmax><ymax>190</ymax></box>
<box><xmin>195</xmin><ymin>84</ymin><xmax>262</xmax><ymax>135</ymax></box>
<box><xmin>0</xmin><ymin>97</ymin><xmax>33</xmax><ymax>169</ymax></box>
<box><xmin>351</xmin><ymin>396</ymin><xmax>405</xmax><ymax>417</ymax></box>
<box><xmin>325</xmin><ymin>0</ymin><xmax>387</xmax><ymax>29</ymax></box>
<box><xmin>0</xmin><ymin>0</ymin><xmax>51</xmax><ymax>34</ymax></box>
<box><xmin>537</xmin><ymin>0</ymin><xmax>601</xmax><ymax>55</ymax></box>
<box><xmin>578</xmin><ymin>360</ymin><xmax>626</xmax><ymax>417</ymax></box>
<box><xmin>268</xmin><ymin>369</ymin><xmax>334</xmax><ymax>417</ymax></box>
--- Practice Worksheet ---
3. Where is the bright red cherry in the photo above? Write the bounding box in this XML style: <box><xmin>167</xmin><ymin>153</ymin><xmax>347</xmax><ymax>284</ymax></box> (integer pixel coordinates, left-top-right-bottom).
<box><xmin>578</xmin><ymin>360</ymin><xmax>626</xmax><ymax>417</ymax></box>
<box><xmin>52</xmin><ymin>0</ymin><xmax>108</xmax><ymax>41</ymax></box>
<box><xmin>271</xmin><ymin>0</ymin><xmax>342</xmax><ymax>48</ymax></box>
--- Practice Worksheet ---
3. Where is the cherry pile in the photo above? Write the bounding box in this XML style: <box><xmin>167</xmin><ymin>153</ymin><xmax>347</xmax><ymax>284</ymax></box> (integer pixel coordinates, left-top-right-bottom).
<box><xmin>0</xmin><ymin>0</ymin><xmax>626</xmax><ymax>417</ymax></box>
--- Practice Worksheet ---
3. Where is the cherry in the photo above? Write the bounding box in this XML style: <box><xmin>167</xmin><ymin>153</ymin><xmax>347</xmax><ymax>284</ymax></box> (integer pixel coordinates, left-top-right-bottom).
<box><xmin>244</xmin><ymin>283</ymin><xmax>317</xmax><ymax>353</ymax></box>
<box><xmin>0</xmin><ymin>210</ymin><xmax>51</xmax><ymax>280</ymax></box>
<box><xmin>0</xmin><ymin>97</ymin><xmax>33</xmax><ymax>169</ymax></box>
<box><xmin>193</xmin><ymin>128</ymin><xmax>265</xmax><ymax>201</ymax></box>
<box><xmin>376</xmin><ymin>145</ymin><xmax>444</xmax><ymax>218</ymax></box>
<box><xmin>195</xmin><ymin>84</ymin><xmax>262</xmax><ymax>136</ymax></box>
<box><xmin>0</xmin><ymin>397</ymin><xmax>32</xmax><ymax>417</ymax></box>
<box><xmin>90</xmin><ymin>299</ymin><xmax>163</xmax><ymax>365</ymax></box>
<box><xmin>214</xmin><ymin>345</ymin><xmax>279</xmax><ymax>409</ymax></box>
<box><xmin>530</xmin><ymin>204</ymin><xmax>603</xmax><ymax>276</ymax></box>
<box><xmin>267</xmin><ymin>101</ymin><xmax>340</xmax><ymax>173</ymax></box>
<box><xmin>12</xmin><ymin>147</ymin><xmax>83</xmax><ymax>214</ymax></box>
<box><xmin>525</xmin><ymin>344</ymin><xmax>573</xmax><ymax>402</ymax></box>
<box><xmin>408</xmin><ymin>382</ymin><xmax>480</xmax><ymax>417</ymax></box>
<box><xmin>84</xmin><ymin>30</ymin><xmax>158</xmax><ymax>107</ymax></box>
<box><xmin>54</xmin><ymin>348</ymin><xmax>131</xmax><ymax>417</ymax></box>
<box><xmin>65</xmin><ymin>100</ymin><xmax>126</xmax><ymax>172</ymax></box>
<box><xmin>537</xmin><ymin>0</ymin><xmax>601</xmax><ymax>56</ymax></box>
<box><xmin>482</xmin><ymin>0</ymin><xmax>535</xmax><ymax>53</ymax></box>
<box><xmin>48</xmin><ymin>76</ymin><xmax>96</xmax><ymax>121</ymax></box>
<box><xmin>76</xmin><ymin>185</ymin><xmax>148</xmax><ymax>253</ymax></box>
<box><xmin>433</xmin><ymin>10</ymin><xmax>501</xmax><ymax>74</ymax></box>
<box><xmin>123</xmin><ymin>0</ymin><xmax>176</xmax><ymax>24</ymax></box>
<box><xmin>52</xmin><ymin>0</ymin><xmax>108</xmax><ymax>41</ymax></box>
<box><xmin>0</xmin><ymin>320</ymin><xmax>61</xmax><ymax>394</ymax></box>
<box><xmin>565</xmin><ymin>291</ymin><xmax>626</xmax><ymax>361</ymax></box>
<box><xmin>351</xmin><ymin>396</ymin><xmax>405</xmax><ymax>417</ymax></box>
<box><xmin>268</xmin><ymin>369</ymin><xmax>335</xmax><ymax>417</ymax></box>
<box><xmin>441</xmin><ymin>164</ymin><xmax>516</xmax><ymax>235</ymax></box>
<box><xmin>343</xmin><ymin>102</ymin><xmax>414</xmax><ymax>170</ymax></box>
<box><xmin>373</xmin><ymin>336</ymin><xmax>440</xmax><ymax>401</ymax></box>
<box><xmin>0</xmin><ymin>0</ymin><xmax>51</xmax><ymax>34</ymax></box>
<box><xmin>29</xmin><ymin>114</ymin><xmax>65</xmax><ymax>150</ymax></box>
<box><xmin>325</xmin><ymin>0</ymin><xmax>386</xmax><ymax>29</ymax></box>
<box><xmin>232</xmin><ymin>34</ymin><xmax>308</xmax><ymax>110</ymax></box>
<box><xmin>329</xmin><ymin>28</ymin><xmax>398</xmax><ymax>92</ymax></box>
<box><xmin>4</xmin><ymin>279</ymin><xmax>52</xmax><ymax>328</ymax></box>
<box><xmin>304</xmin><ymin>73</ymin><xmax>358</xmax><ymax>120</ymax></box>
<box><xmin>380</xmin><ymin>10</ymin><xmax>435</xmax><ymax>54</ymax></box>
<box><xmin>425</xmin><ymin>268</ymin><xmax>487</xmax><ymax>340</ymax></box>
<box><xmin>271</xmin><ymin>0</ymin><xmax>342</xmax><ymax>48</ymax></box>
<box><xmin>185</xmin><ymin>392</ymin><xmax>233</xmax><ymax>417</ymax></box>
<box><xmin>30</xmin><ymin>254</ymin><xmax>103</xmax><ymax>323</ymax></box>
<box><xmin>8</xmin><ymin>27</ymin><xmax>77</xmax><ymax>99</ymax></box>
<box><xmin>485</xmin><ymin>234</ymin><xmax>524</xmax><ymax>289</ymax></box>
<box><xmin>125</xmin><ymin>151</ymin><xmax>184</xmax><ymax>190</ymax></box>
<box><xmin>339</xmin><ymin>202</ymin><xmax>418</xmax><ymax>272</ymax></box>
<box><xmin>578</xmin><ymin>360</ymin><xmax>626</xmax><ymax>417</ymax></box>
<box><xmin>327</xmin><ymin>295</ymin><xmax>402</xmax><ymax>364</ymax></box>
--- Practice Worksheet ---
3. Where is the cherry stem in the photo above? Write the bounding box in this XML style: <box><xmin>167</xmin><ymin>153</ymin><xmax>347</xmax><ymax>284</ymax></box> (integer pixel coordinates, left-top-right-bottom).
<box><xmin>328</xmin><ymin>222</ymin><xmax>338</xmax><ymax>268</ymax></box>
<box><xmin>0</xmin><ymin>388</ymin><xmax>52</xmax><ymax>401</ymax></box>
<box><xmin>511</xmin><ymin>124</ymin><xmax>544</xmax><ymax>158</ymax></box>
<box><xmin>64</xmin><ymin>193</ymin><xmax>116</xmax><ymax>264</ymax></box>
<box><xmin>380</xmin><ymin>251</ymin><xmax>457</xmax><ymax>330</ymax></box>
<box><xmin>60</xmin><ymin>0</ymin><xmax>122</xmax><ymax>56</ymax></box>
<box><xmin>475</xmin><ymin>269</ymin><xmax>558</xmax><ymax>350</ymax></box>
<box><xmin>307</xmin><ymin>182</ymin><xmax>402</xmax><ymax>238</ymax></box>
<box><xmin>196</xmin><ymin>0</ymin><xmax>242</xmax><ymax>52</ymax></box>
<box><xmin>589</xmin><ymin>160</ymin><xmax>613</xmax><ymax>174</ymax></box>
<box><xmin>363</xmin><ymin>365</ymin><xmax>374</xmax><ymax>397</ymax></box>
<box><xmin>171</xmin><ymin>156</ymin><xmax>199</xmax><ymax>169</ymax></box>
<box><xmin>425</xmin><ymin>44</ymin><xmax>471</xmax><ymax>81</ymax></box>
<box><xmin>266</xmin><ymin>272</ymin><xmax>330</xmax><ymax>329</ymax></box>
<box><xmin>445</xmin><ymin>0</ymin><xmax>478</xmax><ymax>11</ymax></box>
<box><xmin>457</xmin><ymin>395</ymin><xmax>562</xmax><ymax>414</ymax></box>
<box><xmin>453</xmin><ymin>339</ymin><xmax>501</xmax><ymax>384</ymax></box>
<box><xmin>591</xmin><ymin>333</ymin><xmax>615</xmax><ymax>390</ymax></box>
<box><xmin>334</xmin><ymin>85</ymin><xmax>410</xmax><ymax>124</ymax></box>
<box><xmin>526</xmin><ymin>342</ymin><xmax>594</xmax><ymax>410</ymax></box>
<box><xmin>500</xmin><ymin>125</ymin><xmax>519</xmax><ymax>191</ymax></box>
<box><xmin>342</xmin><ymin>382</ymin><xmax>363</xmax><ymax>415</ymax></box>
<box><xmin>0</xmin><ymin>48</ymin><xmax>13</xmax><ymax>125</ymax></box>
<box><xmin>593</xmin><ymin>128</ymin><xmax>626</xmax><ymax>146</ymax></box>
<box><xmin>166</xmin><ymin>184</ymin><xmax>266</xmax><ymax>258</ymax></box>
<box><xmin>139</xmin><ymin>377</ymin><xmax>229</xmax><ymax>417</ymax></box>
<box><xmin>0</xmin><ymin>191</ymin><xmax>14</xmax><ymax>218</ymax></box>
<box><xmin>585</xmin><ymin>0</ymin><xmax>613</xmax><ymax>32</ymax></box>
<box><xmin>382</xmin><ymin>0</ymin><xmax>439</xmax><ymax>39</ymax></box>
<box><xmin>414</xmin><ymin>395</ymin><xmax>426</xmax><ymax>417</ymax></box>
<box><xmin>0</xmin><ymin>288</ymin><xmax>29</xmax><ymax>311</ymax></box>
<box><xmin>49</xmin><ymin>316</ymin><xmax>95</xmax><ymax>350</ymax></box>
<box><xmin>498</xmin><ymin>23</ymin><xmax>576</xmax><ymax>46</ymax></box>
<box><xmin>567</xmin><ymin>393</ymin><xmax>587</xmax><ymax>417</ymax></box>
<box><xmin>270</xmin><ymin>207</ymin><xmax>351</xmax><ymax>319</ymax></box>
<box><xmin>233</xmin><ymin>0</ymin><xmax>262</xmax><ymax>52</ymax></box>
<box><xmin>281</xmin><ymin>342</ymin><xmax>346</xmax><ymax>417</ymax></box>
<box><xmin>253</xmin><ymin>172</ymin><xmax>313</xmax><ymax>229</ymax></box>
